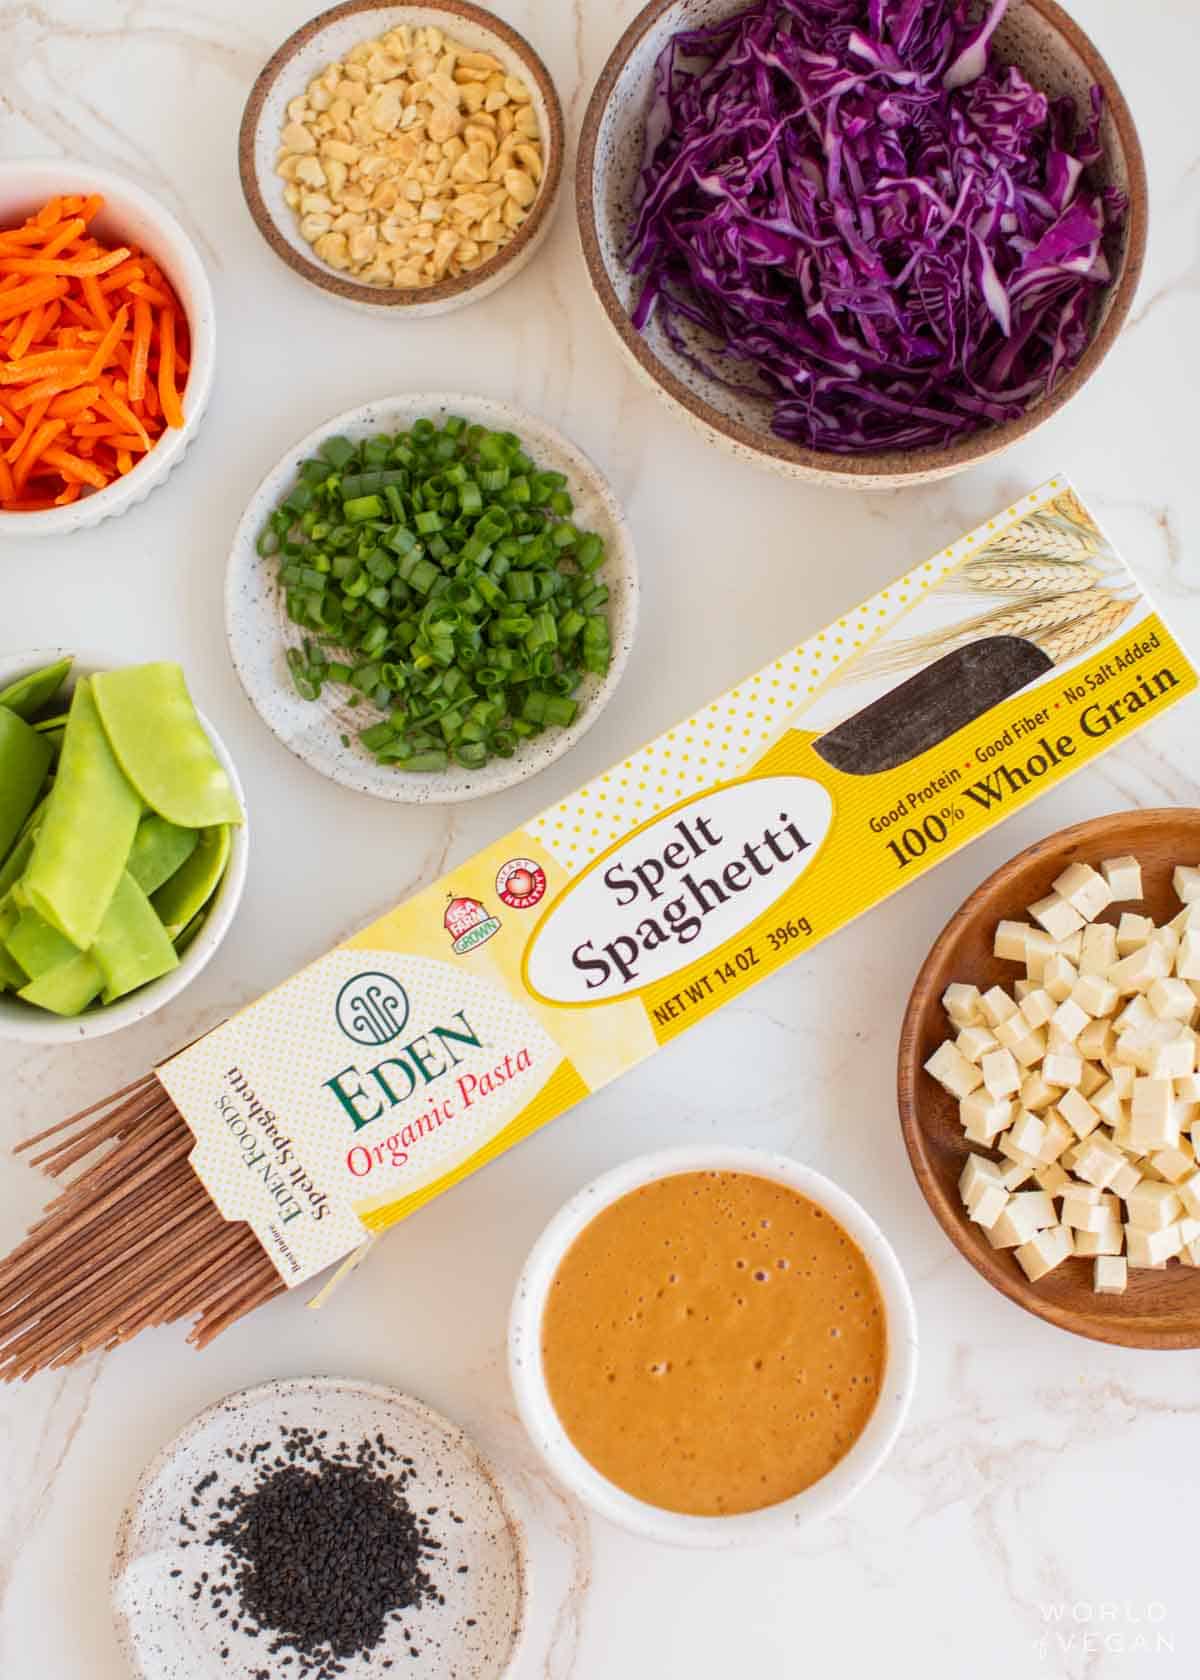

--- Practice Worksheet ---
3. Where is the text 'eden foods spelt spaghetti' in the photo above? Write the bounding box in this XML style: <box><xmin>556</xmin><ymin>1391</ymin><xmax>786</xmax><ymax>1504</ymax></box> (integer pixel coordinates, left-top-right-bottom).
<box><xmin>0</xmin><ymin>478</ymin><xmax>1195</xmax><ymax>1377</ymax></box>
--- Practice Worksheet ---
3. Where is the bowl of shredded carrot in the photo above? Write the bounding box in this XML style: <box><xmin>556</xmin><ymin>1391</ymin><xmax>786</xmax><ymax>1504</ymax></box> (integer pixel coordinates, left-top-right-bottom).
<box><xmin>0</xmin><ymin>161</ymin><xmax>215</xmax><ymax>533</ymax></box>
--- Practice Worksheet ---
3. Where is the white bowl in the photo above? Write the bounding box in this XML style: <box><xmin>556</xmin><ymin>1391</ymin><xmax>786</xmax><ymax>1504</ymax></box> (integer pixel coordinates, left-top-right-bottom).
<box><xmin>0</xmin><ymin>160</ymin><xmax>215</xmax><ymax>536</ymax></box>
<box><xmin>225</xmin><ymin>393</ymin><xmax>638</xmax><ymax>804</ymax></box>
<box><xmin>238</xmin><ymin>1</ymin><xmax>564</xmax><ymax>318</ymax></box>
<box><xmin>509</xmin><ymin>1145</ymin><xmax>918</xmax><ymax>1548</ymax></box>
<box><xmin>0</xmin><ymin>649</ymin><xmax>248</xmax><ymax>1043</ymax></box>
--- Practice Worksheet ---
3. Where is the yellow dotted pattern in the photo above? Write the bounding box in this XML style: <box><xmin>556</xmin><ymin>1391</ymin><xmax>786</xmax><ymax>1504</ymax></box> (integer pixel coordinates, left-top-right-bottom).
<box><xmin>160</xmin><ymin>950</ymin><xmax>559</xmax><ymax>1285</ymax></box>
<box><xmin>530</xmin><ymin>481</ymin><xmax>1063</xmax><ymax>868</ymax></box>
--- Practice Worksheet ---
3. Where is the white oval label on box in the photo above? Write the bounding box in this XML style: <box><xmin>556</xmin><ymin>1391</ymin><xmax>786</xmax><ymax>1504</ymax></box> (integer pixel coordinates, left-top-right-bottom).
<box><xmin>525</xmin><ymin>776</ymin><xmax>833</xmax><ymax>1004</ymax></box>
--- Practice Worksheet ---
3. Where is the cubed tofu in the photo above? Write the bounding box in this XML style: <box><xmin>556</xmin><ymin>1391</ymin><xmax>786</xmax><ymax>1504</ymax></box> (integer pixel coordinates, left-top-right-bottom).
<box><xmin>1115</xmin><ymin>994</ymin><xmax>1155</xmax><ymax>1034</ymax></box>
<box><xmin>1050</xmin><ymin>997</ymin><xmax>1091</xmax><ymax>1043</ymax></box>
<box><xmin>1073</xmin><ymin>974</ymin><xmax>1119</xmax><ymax>1019</ymax></box>
<box><xmin>1089</xmin><ymin>1080</ymin><xmax>1123</xmax><ymax>1128</ymax></box>
<box><xmin>1014</xmin><ymin>979</ymin><xmax>1034</xmax><ymax>1003</ymax></box>
<box><xmin>1001</xmin><ymin>1161</ymin><xmax>1034</xmax><ymax>1190</ymax></box>
<box><xmin>1058</xmin><ymin>1086</ymin><xmax>1101</xmax><ymax>1140</ymax></box>
<box><xmin>957</xmin><ymin>1024</ymin><xmax>1000</xmax><ymax>1064</ymax></box>
<box><xmin>1177</xmin><ymin>933</ymin><xmax>1200</xmax><ymax>983</ymax></box>
<box><xmin>1079</xmin><ymin>922</ymin><xmax>1118</xmax><ymax>976</ymax></box>
<box><xmin>1079</xmin><ymin>1060</ymin><xmax>1108</xmax><ymax>1099</ymax></box>
<box><xmin>1043</xmin><ymin>954</ymin><xmax>1078</xmax><ymax>1004</ymax></box>
<box><xmin>1174</xmin><ymin>865</ymin><xmax>1200</xmax><ymax>904</ymax></box>
<box><xmin>981</xmin><ymin>1047</ymin><xmax>1021</xmax><ymax>1101</ymax></box>
<box><xmin>1093</xmin><ymin>1255</ymin><xmax>1128</xmax><ymax>1293</ymax></box>
<box><xmin>980</xmin><ymin>985</ymin><xmax>1019</xmax><ymax>1027</ymax></box>
<box><xmin>1110</xmin><ymin>1158</ymin><xmax>1143</xmax><ymax>1199</ymax></box>
<box><xmin>1054</xmin><ymin>861</ymin><xmax>1113</xmax><ymax>922</ymax></box>
<box><xmin>1149</xmin><ymin>977</ymin><xmax>1198</xmax><ymax>1023</ymax></box>
<box><xmin>1149</xmin><ymin>1144</ymin><xmax>1197</xmax><ymax>1184</ymax></box>
<box><xmin>1111</xmin><ymin>1063</ymin><xmax>1136</xmax><ymax>1099</ymax></box>
<box><xmin>999</xmin><ymin>1132</ymin><xmax>1039</xmax><ymax>1171</ymax></box>
<box><xmin>1034</xmin><ymin>1161</ymin><xmax>1072</xmax><ymax>1197</ymax></box>
<box><xmin>1130</xmin><ymin>1077</ymin><xmax>1181</xmax><ymax>1152</ymax></box>
<box><xmin>1037</xmin><ymin>1111</ymin><xmax>1074</xmax><ymax>1165</ymax></box>
<box><xmin>1073</xmin><ymin>1132</ymin><xmax>1126</xmax><ymax>1190</ymax></box>
<box><xmin>1075</xmin><ymin>1222</ymin><xmax>1124</xmax><ymax>1258</ymax></box>
<box><xmin>959</xmin><ymin>1152</ymin><xmax>1007</xmax><ymax>1206</ymax></box>
<box><xmin>959</xmin><ymin>1091</ymin><xmax>1014</xmax><ymax>1143</ymax></box>
<box><xmin>1077</xmin><ymin>1017</ymin><xmax>1115</xmax><ymax>1062</ymax></box>
<box><xmin>1008</xmin><ymin>1109</ymin><xmax>1047</xmax><ymax>1159</ymax></box>
<box><xmin>1043</xmin><ymin>1049</ymin><xmax>1084</xmax><ymax>1089</ymax></box>
<box><xmin>1020</xmin><ymin>1071</ymin><xmax>1058</xmax><ymax>1114</ymax></box>
<box><xmin>926</xmin><ymin>1040</ymin><xmax>984</xmax><ymax>1099</ymax></box>
<box><xmin>1126</xmin><ymin>1222</ymin><xmax>1183</xmax><ymax>1267</ymax></box>
<box><xmin>966</xmin><ymin>1182</ymin><xmax>1010</xmax><ymax>1229</ymax></box>
<box><xmin>1024</xmin><ymin>928</ymin><xmax>1057</xmax><ymax>981</ymax></box>
<box><xmin>1011</xmin><ymin>1029</ymin><xmax>1049</xmax><ymax>1069</ymax></box>
<box><xmin>993</xmin><ymin>920</ymin><xmax>1031</xmax><ymax>963</ymax></box>
<box><xmin>1176</xmin><ymin>1171</ymin><xmax>1200</xmax><ymax>1218</ymax></box>
<box><xmin>1176</xmin><ymin>1072</ymin><xmax>1200</xmax><ymax>1103</ymax></box>
<box><xmin>1062</xmin><ymin>1186</ymin><xmax>1118</xmax><ymax>1232</ymax></box>
<box><xmin>1116</xmin><ymin>911</ymin><xmax>1155</xmax><ymax>954</ymax></box>
<box><xmin>1029</xmin><ymin>893</ymin><xmax>1085</xmax><ymax>942</ymax></box>
<box><xmin>1015</xmin><ymin>1224</ymin><xmax>1073</xmax><ymax>1281</ymax></box>
<box><xmin>1110</xmin><ymin>941</ymin><xmax>1173</xmax><ymax>996</ymax></box>
<box><xmin>1056</xmin><ymin>932</ymin><xmax>1084</xmax><ymax>964</ymax></box>
<box><xmin>1019</xmin><ymin>987</ymin><xmax>1056</xmax><ymax>1030</ymax></box>
<box><xmin>993</xmin><ymin>1013</ymin><xmax>1030</xmax><ymax>1052</ymax></box>
<box><xmin>1102</xmin><ymin>856</ymin><xmax>1143</xmax><ymax>901</ymax></box>
<box><xmin>1124</xmin><ymin>1179</ymin><xmax>1183</xmax><ymax>1231</ymax></box>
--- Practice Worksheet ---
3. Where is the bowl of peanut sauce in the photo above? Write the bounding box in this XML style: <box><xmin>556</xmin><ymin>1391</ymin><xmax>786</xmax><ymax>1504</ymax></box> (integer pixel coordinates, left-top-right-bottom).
<box><xmin>509</xmin><ymin>1146</ymin><xmax>917</xmax><ymax>1547</ymax></box>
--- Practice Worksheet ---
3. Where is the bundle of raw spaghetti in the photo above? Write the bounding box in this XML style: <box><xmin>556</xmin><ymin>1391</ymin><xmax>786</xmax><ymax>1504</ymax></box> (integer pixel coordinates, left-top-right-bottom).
<box><xmin>0</xmin><ymin>1074</ymin><xmax>281</xmax><ymax>1381</ymax></box>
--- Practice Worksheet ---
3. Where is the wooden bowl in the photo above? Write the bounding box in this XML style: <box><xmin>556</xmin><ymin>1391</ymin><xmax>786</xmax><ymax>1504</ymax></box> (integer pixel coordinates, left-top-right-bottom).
<box><xmin>578</xmin><ymin>0</ymin><xmax>1147</xmax><ymax>487</ymax></box>
<box><xmin>898</xmin><ymin>810</ymin><xmax>1200</xmax><ymax>1349</ymax></box>
<box><xmin>239</xmin><ymin>0</ymin><xmax>563</xmax><ymax>317</ymax></box>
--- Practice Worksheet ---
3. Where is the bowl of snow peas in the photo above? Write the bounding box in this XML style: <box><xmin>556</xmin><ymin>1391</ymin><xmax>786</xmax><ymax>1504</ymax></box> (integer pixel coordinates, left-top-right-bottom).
<box><xmin>226</xmin><ymin>395</ymin><xmax>638</xmax><ymax>803</ymax></box>
<box><xmin>0</xmin><ymin>651</ymin><xmax>247</xmax><ymax>1041</ymax></box>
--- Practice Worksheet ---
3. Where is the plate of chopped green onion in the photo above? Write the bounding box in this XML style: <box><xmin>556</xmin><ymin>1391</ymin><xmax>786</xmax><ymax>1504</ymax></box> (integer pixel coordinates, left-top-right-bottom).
<box><xmin>226</xmin><ymin>395</ymin><xmax>637</xmax><ymax>802</ymax></box>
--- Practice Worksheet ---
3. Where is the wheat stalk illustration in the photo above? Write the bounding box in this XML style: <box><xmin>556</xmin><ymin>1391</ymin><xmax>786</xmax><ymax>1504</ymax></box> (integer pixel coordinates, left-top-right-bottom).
<box><xmin>954</xmin><ymin>558</ymin><xmax>1108</xmax><ymax>595</ymax></box>
<box><xmin>982</xmin><ymin>511</ymin><xmax>1099</xmax><ymax>562</ymax></box>
<box><xmin>848</xmin><ymin>587</ymin><xmax>1132</xmax><ymax>682</ymax></box>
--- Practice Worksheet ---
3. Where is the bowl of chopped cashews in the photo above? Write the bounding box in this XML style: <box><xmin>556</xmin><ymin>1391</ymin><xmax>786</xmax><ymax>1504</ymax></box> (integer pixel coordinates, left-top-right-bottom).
<box><xmin>0</xmin><ymin>160</ymin><xmax>215</xmax><ymax>534</ymax></box>
<box><xmin>899</xmin><ymin>808</ymin><xmax>1200</xmax><ymax>1349</ymax></box>
<box><xmin>0</xmin><ymin>650</ymin><xmax>249</xmax><ymax>1044</ymax></box>
<box><xmin>238</xmin><ymin>1</ymin><xmax>564</xmax><ymax>316</ymax></box>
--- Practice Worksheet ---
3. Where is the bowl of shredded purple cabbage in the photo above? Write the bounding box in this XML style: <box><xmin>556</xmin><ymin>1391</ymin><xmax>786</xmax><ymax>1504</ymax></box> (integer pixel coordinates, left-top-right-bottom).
<box><xmin>578</xmin><ymin>0</ymin><xmax>1146</xmax><ymax>483</ymax></box>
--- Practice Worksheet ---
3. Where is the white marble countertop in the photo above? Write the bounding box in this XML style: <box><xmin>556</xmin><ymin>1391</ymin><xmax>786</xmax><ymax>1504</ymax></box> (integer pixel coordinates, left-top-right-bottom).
<box><xmin>1</xmin><ymin>2</ymin><xmax>1198</xmax><ymax>1675</ymax></box>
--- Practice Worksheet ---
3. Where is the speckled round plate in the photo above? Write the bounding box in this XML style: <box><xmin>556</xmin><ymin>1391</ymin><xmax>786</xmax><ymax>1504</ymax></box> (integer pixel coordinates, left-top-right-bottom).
<box><xmin>112</xmin><ymin>1377</ymin><xmax>526</xmax><ymax>1680</ymax></box>
<box><xmin>225</xmin><ymin>394</ymin><xmax>638</xmax><ymax>803</ymax></box>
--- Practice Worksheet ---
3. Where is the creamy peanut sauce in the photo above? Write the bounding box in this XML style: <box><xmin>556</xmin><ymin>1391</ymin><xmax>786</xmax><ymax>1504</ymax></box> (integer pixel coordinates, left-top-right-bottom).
<box><xmin>541</xmin><ymin>1171</ymin><xmax>887</xmax><ymax>1516</ymax></box>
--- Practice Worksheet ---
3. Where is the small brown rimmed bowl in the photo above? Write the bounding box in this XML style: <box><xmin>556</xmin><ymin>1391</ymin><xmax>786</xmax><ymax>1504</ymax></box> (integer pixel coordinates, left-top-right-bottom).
<box><xmin>578</xmin><ymin>0</ymin><xmax>1147</xmax><ymax>487</ymax></box>
<box><xmin>898</xmin><ymin>810</ymin><xmax>1200</xmax><ymax>1349</ymax></box>
<box><xmin>239</xmin><ymin>0</ymin><xmax>563</xmax><ymax>316</ymax></box>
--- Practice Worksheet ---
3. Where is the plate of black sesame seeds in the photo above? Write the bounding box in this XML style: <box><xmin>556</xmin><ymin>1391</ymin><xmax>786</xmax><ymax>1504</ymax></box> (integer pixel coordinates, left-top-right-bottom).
<box><xmin>111</xmin><ymin>1377</ymin><xmax>526</xmax><ymax>1680</ymax></box>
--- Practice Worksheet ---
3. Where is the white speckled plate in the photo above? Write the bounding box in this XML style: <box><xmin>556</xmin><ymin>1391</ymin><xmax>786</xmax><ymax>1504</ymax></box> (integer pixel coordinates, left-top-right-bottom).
<box><xmin>112</xmin><ymin>1377</ymin><xmax>526</xmax><ymax>1680</ymax></box>
<box><xmin>225</xmin><ymin>394</ymin><xmax>638</xmax><ymax>803</ymax></box>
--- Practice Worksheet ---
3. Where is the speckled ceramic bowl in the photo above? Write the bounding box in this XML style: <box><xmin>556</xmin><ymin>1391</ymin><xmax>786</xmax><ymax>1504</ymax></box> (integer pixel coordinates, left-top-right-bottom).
<box><xmin>0</xmin><ymin>649</ymin><xmax>247</xmax><ymax>1045</ymax></box>
<box><xmin>510</xmin><ymin>1146</ymin><xmax>918</xmax><ymax>1548</ymax></box>
<box><xmin>0</xmin><ymin>160</ymin><xmax>214</xmax><ymax>535</ymax></box>
<box><xmin>112</xmin><ymin>1377</ymin><xmax>526</xmax><ymax>1680</ymax></box>
<box><xmin>578</xmin><ymin>0</ymin><xmax>1147</xmax><ymax>487</ymax></box>
<box><xmin>226</xmin><ymin>393</ymin><xmax>638</xmax><ymax>804</ymax></box>
<box><xmin>239</xmin><ymin>1</ymin><xmax>564</xmax><ymax>316</ymax></box>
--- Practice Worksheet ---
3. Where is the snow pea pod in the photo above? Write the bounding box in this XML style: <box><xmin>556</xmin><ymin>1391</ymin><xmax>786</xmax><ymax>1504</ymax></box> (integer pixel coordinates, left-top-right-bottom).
<box><xmin>18</xmin><ymin>952</ymin><xmax>103</xmax><ymax>1016</ymax></box>
<box><xmin>24</xmin><ymin>678</ymin><xmax>142</xmax><ymax>949</ymax></box>
<box><xmin>0</xmin><ymin>707</ymin><xmax>52</xmax><ymax>863</ymax></box>
<box><xmin>5</xmin><ymin>909</ymin><xmax>80</xmax><ymax>981</ymax></box>
<box><xmin>0</xmin><ymin>828</ymin><xmax>36</xmax><ymax>902</ymax></box>
<box><xmin>92</xmin><ymin>664</ymin><xmax>242</xmax><ymax>828</ymax></box>
<box><xmin>152</xmin><ymin>824</ymin><xmax>230</xmax><ymax>936</ymax></box>
<box><xmin>127</xmin><ymin>815</ymin><xmax>198</xmax><ymax>897</ymax></box>
<box><xmin>0</xmin><ymin>896</ymin><xmax>21</xmax><ymax>990</ymax></box>
<box><xmin>0</xmin><ymin>656</ymin><xmax>72</xmax><ymax>721</ymax></box>
<box><xmin>92</xmin><ymin>872</ymin><xmax>179</xmax><ymax>1003</ymax></box>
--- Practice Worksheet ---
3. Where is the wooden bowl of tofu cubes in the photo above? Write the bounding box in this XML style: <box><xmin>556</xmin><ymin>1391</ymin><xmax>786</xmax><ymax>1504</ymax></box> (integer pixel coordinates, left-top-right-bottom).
<box><xmin>898</xmin><ymin>809</ymin><xmax>1200</xmax><ymax>1348</ymax></box>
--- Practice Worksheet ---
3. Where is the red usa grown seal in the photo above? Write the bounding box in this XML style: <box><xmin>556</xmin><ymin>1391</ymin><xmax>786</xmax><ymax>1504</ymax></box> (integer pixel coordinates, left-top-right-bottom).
<box><xmin>496</xmin><ymin>857</ymin><xmax>547</xmax><ymax>910</ymax></box>
<box><xmin>444</xmin><ymin>893</ymin><xmax>501</xmax><ymax>954</ymax></box>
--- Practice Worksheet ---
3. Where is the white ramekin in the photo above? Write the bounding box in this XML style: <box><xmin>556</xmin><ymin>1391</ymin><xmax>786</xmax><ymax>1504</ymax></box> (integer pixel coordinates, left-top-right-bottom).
<box><xmin>509</xmin><ymin>1144</ymin><xmax>918</xmax><ymax>1548</ymax></box>
<box><xmin>0</xmin><ymin>160</ymin><xmax>215</xmax><ymax>537</ymax></box>
<box><xmin>0</xmin><ymin>649</ymin><xmax>248</xmax><ymax>1043</ymax></box>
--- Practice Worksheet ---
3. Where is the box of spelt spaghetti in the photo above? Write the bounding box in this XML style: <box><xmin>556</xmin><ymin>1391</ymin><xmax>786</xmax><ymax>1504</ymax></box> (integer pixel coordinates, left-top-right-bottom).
<box><xmin>159</xmin><ymin>476</ymin><xmax>1198</xmax><ymax>1289</ymax></box>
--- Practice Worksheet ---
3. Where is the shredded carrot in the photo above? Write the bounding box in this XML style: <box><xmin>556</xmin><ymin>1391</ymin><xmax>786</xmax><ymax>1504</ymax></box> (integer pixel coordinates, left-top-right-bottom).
<box><xmin>0</xmin><ymin>195</ymin><xmax>187</xmax><ymax>509</ymax></box>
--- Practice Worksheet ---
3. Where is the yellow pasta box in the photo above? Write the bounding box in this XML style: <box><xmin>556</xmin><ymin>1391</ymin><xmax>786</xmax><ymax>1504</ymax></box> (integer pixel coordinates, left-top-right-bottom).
<box><xmin>159</xmin><ymin>477</ymin><xmax>1198</xmax><ymax>1289</ymax></box>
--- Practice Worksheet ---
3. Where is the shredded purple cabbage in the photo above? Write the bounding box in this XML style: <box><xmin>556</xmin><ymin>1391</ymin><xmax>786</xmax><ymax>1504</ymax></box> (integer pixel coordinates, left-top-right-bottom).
<box><xmin>626</xmin><ymin>0</ymin><xmax>1126</xmax><ymax>453</ymax></box>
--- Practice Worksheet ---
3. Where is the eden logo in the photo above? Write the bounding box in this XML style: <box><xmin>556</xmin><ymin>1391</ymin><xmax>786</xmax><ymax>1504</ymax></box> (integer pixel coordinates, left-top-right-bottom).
<box><xmin>335</xmin><ymin>972</ymin><xmax>410</xmax><ymax>1047</ymax></box>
